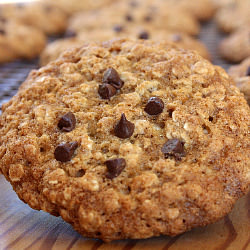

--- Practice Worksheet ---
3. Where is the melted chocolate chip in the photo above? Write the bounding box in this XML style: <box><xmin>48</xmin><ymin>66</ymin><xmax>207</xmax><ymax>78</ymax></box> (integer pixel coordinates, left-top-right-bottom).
<box><xmin>113</xmin><ymin>25</ymin><xmax>123</xmax><ymax>33</ymax></box>
<box><xmin>75</xmin><ymin>169</ymin><xmax>85</xmax><ymax>177</ymax></box>
<box><xmin>125</xmin><ymin>14</ymin><xmax>133</xmax><ymax>21</ymax></box>
<box><xmin>105</xmin><ymin>158</ymin><xmax>126</xmax><ymax>179</ymax></box>
<box><xmin>98</xmin><ymin>83</ymin><xmax>117</xmax><ymax>99</ymax></box>
<box><xmin>65</xmin><ymin>30</ymin><xmax>77</xmax><ymax>38</ymax></box>
<box><xmin>58</xmin><ymin>112</ymin><xmax>76</xmax><ymax>132</ymax></box>
<box><xmin>138</xmin><ymin>31</ymin><xmax>149</xmax><ymax>40</ymax></box>
<box><xmin>103</xmin><ymin>68</ymin><xmax>124</xmax><ymax>89</ymax></box>
<box><xmin>172</xmin><ymin>34</ymin><xmax>182</xmax><ymax>42</ymax></box>
<box><xmin>246</xmin><ymin>66</ymin><xmax>250</xmax><ymax>76</ymax></box>
<box><xmin>114</xmin><ymin>113</ymin><xmax>135</xmax><ymax>139</ymax></box>
<box><xmin>54</xmin><ymin>142</ymin><xmax>78</xmax><ymax>162</ymax></box>
<box><xmin>161</xmin><ymin>139</ymin><xmax>185</xmax><ymax>160</ymax></box>
<box><xmin>144</xmin><ymin>15</ymin><xmax>152</xmax><ymax>22</ymax></box>
<box><xmin>145</xmin><ymin>97</ymin><xmax>164</xmax><ymax>115</ymax></box>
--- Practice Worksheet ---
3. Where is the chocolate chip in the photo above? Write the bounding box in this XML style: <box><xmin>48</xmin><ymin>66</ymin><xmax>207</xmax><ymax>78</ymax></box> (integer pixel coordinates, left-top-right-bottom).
<box><xmin>0</xmin><ymin>17</ymin><xmax>6</xmax><ymax>23</ymax></box>
<box><xmin>145</xmin><ymin>97</ymin><xmax>164</xmax><ymax>115</ymax></box>
<box><xmin>75</xmin><ymin>169</ymin><xmax>85</xmax><ymax>177</ymax></box>
<box><xmin>98</xmin><ymin>83</ymin><xmax>117</xmax><ymax>99</ymax></box>
<box><xmin>103</xmin><ymin>68</ymin><xmax>124</xmax><ymax>89</ymax></box>
<box><xmin>0</xmin><ymin>29</ymin><xmax>5</xmax><ymax>35</ymax></box>
<box><xmin>172</xmin><ymin>34</ymin><xmax>182</xmax><ymax>42</ymax></box>
<box><xmin>105</xmin><ymin>158</ymin><xmax>126</xmax><ymax>179</ymax></box>
<box><xmin>138</xmin><ymin>31</ymin><xmax>149</xmax><ymax>40</ymax></box>
<box><xmin>54</xmin><ymin>142</ymin><xmax>78</xmax><ymax>162</ymax></box>
<box><xmin>161</xmin><ymin>139</ymin><xmax>185</xmax><ymax>160</ymax></box>
<box><xmin>113</xmin><ymin>25</ymin><xmax>123</xmax><ymax>33</ymax></box>
<box><xmin>246</xmin><ymin>66</ymin><xmax>250</xmax><ymax>76</ymax></box>
<box><xmin>144</xmin><ymin>15</ymin><xmax>152</xmax><ymax>22</ymax></box>
<box><xmin>58</xmin><ymin>112</ymin><xmax>76</xmax><ymax>132</ymax></box>
<box><xmin>114</xmin><ymin>113</ymin><xmax>135</xmax><ymax>139</ymax></box>
<box><xmin>125</xmin><ymin>14</ymin><xmax>133</xmax><ymax>21</ymax></box>
<box><xmin>65</xmin><ymin>30</ymin><xmax>77</xmax><ymax>38</ymax></box>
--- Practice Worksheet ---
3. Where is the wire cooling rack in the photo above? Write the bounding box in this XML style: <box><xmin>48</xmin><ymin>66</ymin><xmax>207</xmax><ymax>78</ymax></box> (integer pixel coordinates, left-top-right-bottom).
<box><xmin>0</xmin><ymin>21</ymin><xmax>233</xmax><ymax>113</ymax></box>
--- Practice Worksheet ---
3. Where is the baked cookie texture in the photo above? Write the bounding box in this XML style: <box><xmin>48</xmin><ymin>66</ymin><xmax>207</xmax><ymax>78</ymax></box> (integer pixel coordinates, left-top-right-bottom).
<box><xmin>0</xmin><ymin>39</ymin><xmax>249</xmax><ymax>242</ymax></box>
<box><xmin>228</xmin><ymin>57</ymin><xmax>250</xmax><ymax>104</ymax></box>
<box><xmin>0</xmin><ymin>2</ymin><xmax>68</xmax><ymax>35</ymax></box>
<box><xmin>0</xmin><ymin>19</ymin><xmax>46</xmax><ymax>63</ymax></box>
<box><xmin>219</xmin><ymin>27</ymin><xmax>250</xmax><ymax>63</ymax></box>
<box><xmin>68</xmin><ymin>1</ymin><xmax>200</xmax><ymax>36</ymax></box>
<box><xmin>40</xmin><ymin>29</ymin><xmax>210</xmax><ymax>66</ymax></box>
<box><xmin>215</xmin><ymin>0</ymin><xmax>250</xmax><ymax>33</ymax></box>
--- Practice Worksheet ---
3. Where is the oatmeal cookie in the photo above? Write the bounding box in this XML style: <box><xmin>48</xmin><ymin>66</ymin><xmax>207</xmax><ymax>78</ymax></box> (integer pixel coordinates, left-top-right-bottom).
<box><xmin>215</xmin><ymin>0</ymin><xmax>250</xmax><ymax>33</ymax></box>
<box><xmin>40</xmin><ymin>28</ymin><xmax>210</xmax><ymax>65</ymax></box>
<box><xmin>0</xmin><ymin>18</ymin><xmax>46</xmax><ymax>63</ymax></box>
<box><xmin>228</xmin><ymin>57</ymin><xmax>250</xmax><ymax>104</ymax></box>
<box><xmin>0</xmin><ymin>39</ymin><xmax>249</xmax><ymax>242</ymax></box>
<box><xmin>0</xmin><ymin>2</ymin><xmax>68</xmax><ymax>35</ymax></box>
<box><xmin>68</xmin><ymin>1</ymin><xmax>200</xmax><ymax>36</ymax></box>
<box><xmin>219</xmin><ymin>27</ymin><xmax>250</xmax><ymax>63</ymax></box>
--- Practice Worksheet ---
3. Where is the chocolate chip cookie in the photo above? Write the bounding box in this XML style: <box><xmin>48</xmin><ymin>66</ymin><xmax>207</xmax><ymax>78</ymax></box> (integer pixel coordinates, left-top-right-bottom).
<box><xmin>1</xmin><ymin>39</ymin><xmax>249</xmax><ymax>242</ymax></box>
<box><xmin>0</xmin><ymin>2</ymin><xmax>68</xmax><ymax>35</ymax></box>
<box><xmin>0</xmin><ymin>19</ymin><xmax>46</xmax><ymax>63</ymax></box>
<box><xmin>219</xmin><ymin>27</ymin><xmax>250</xmax><ymax>63</ymax></box>
<box><xmin>68</xmin><ymin>1</ymin><xmax>200</xmax><ymax>36</ymax></box>
<box><xmin>228</xmin><ymin>57</ymin><xmax>250</xmax><ymax>104</ymax></box>
<box><xmin>215</xmin><ymin>0</ymin><xmax>250</xmax><ymax>33</ymax></box>
<box><xmin>40</xmin><ymin>28</ymin><xmax>210</xmax><ymax>66</ymax></box>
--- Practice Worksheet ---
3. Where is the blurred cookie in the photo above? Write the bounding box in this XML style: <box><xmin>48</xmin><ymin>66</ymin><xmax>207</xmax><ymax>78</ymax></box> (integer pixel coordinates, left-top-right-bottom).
<box><xmin>0</xmin><ymin>2</ymin><xmax>68</xmax><ymax>35</ymax></box>
<box><xmin>1</xmin><ymin>38</ymin><xmax>249</xmax><ymax>242</ymax></box>
<box><xmin>47</xmin><ymin>0</ymin><xmax>115</xmax><ymax>15</ymax></box>
<box><xmin>68</xmin><ymin>1</ymin><xmax>200</xmax><ymax>36</ymax></box>
<box><xmin>0</xmin><ymin>18</ymin><xmax>46</xmax><ymax>63</ymax></box>
<box><xmin>163</xmin><ymin>0</ymin><xmax>216</xmax><ymax>21</ymax></box>
<box><xmin>219</xmin><ymin>27</ymin><xmax>250</xmax><ymax>62</ymax></box>
<box><xmin>40</xmin><ymin>28</ymin><xmax>210</xmax><ymax>65</ymax></box>
<box><xmin>215</xmin><ymin>0</ymin><xmax>250</xmax><ymax>33</ymax></box>
<box><xmin>228</xmin><ymin>57</ymin><xmax>250</xmax><ymax>104</ymax></box>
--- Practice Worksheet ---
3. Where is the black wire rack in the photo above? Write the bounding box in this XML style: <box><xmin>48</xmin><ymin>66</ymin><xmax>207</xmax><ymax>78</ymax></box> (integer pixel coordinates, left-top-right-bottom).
<box><xmin>0</xmin><ymin>21</ymin><xmax>233</xmax><ymax>113</ymax></box>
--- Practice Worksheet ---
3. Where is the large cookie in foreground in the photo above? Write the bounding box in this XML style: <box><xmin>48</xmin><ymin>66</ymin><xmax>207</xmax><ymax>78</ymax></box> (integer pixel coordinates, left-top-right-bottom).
<box><xmin>0</xmin><ymin>39</ymin><xmax>249</xmax><ymax>242</ymax></box>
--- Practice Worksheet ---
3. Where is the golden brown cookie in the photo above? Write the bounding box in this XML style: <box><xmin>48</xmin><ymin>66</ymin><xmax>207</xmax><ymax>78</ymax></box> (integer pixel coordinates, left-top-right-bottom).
<box><xmin>0</xmin><ymin>18</ymin><xmax>46</xmax><ymax>63</ymax></box>
<box><xmin>40</xmin><ymin>28</ymin><xmax>210</xmax><ymax>66</ymax></box>
<box><xmin>0</xmin><ymin>2</ymin><xmax>68</xmax><ymax>35</ymax></box>
<box><xmin>219</xmin><ymin>27</ymin><xmax>250</xmax><ymax>63</ymax></box>
<box><xmin>228</xmin><ymin>57</ymin><xmax>250</xmax><ymax>104</ymax></box>
<box><xmin>1</xmin><ymin>39</ymin><xmax>249</xmax><ymax>242</ymax></box>
<box><xmin>68</xmin><ymin>1</ymin><xmax>200</xmax><ymax>36</ymax></box>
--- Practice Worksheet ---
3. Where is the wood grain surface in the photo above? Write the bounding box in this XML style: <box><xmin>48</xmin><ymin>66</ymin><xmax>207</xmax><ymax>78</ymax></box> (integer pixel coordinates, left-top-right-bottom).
<box><xmin>0</xmin><ymin>175</ymin><xmax>249</xmax><ymax>250</ymax></box>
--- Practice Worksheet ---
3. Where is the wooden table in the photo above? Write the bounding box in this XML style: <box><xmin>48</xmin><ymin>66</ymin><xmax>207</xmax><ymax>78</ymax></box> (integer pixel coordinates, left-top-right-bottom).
<box><xmin>0</xmin><ymin>175</ymin><xmax>249</xmax><ymax>250</ymax></box>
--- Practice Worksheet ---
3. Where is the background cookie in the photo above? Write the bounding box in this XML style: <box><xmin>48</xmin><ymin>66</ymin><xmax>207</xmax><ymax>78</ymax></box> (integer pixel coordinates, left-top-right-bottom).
<box><xmin>215</xmin><ymin>0</ymin><xmax>250</xmax><ymax>33</ymax></box>
<box><xmin>219</xmin><ymin>27</ymin><xmax>250</xmax><ymax>63</ymax></box>
<box><xmin>40</xmin><ymin>28</ymin><xmax>210</xmax><ymax>65</ymax></box>
<box><xmin>67</xmin><ymin>1</ymin><xmax>200</xmax><ymax>36</ymax></box>
<box><xmin>0</xmin><ymin>18</ymin><xmax>46</xmax><ymax>63</ymax></box>
<box><xmin>0</xmin><ymin>2</ymin><xmax>68</xmax><ymax>35</ymax></box>
<box><xmin>228</xmin><ymin>57</ymin><xmax>250</xmax><ymax>104</ymax></box>
<box><xmin>1</xmin><ymin>39</ymin><xmax>249</xmax><ymax>242</ymax></box>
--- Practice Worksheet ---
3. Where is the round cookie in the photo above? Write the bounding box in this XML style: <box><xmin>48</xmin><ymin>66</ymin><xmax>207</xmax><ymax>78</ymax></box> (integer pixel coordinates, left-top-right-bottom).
<box><xmin>228</xmin><ymin>57</ymin><xmax>250</xmax><ymax>104</ymax></box>
<box><xmin>1</xmin><ymin>39</ymin><xmax>249</xmax><ymax>242</ymax></box>
<box><xmin>219</xmin><ymin>27</ymin><xmax>250</xmax><ymax>63</ymax></box>
<box><xmin>0</xmin><ymin>2</ymin><xmax>68</xmax><ymax>35</ymax></box>
<box><xmin>0</xmin><ymin>18</ymin><xmax>46</xmax><ymax>63</ymax></box>
<box><xmin>68</xmin><ymin>1</ymin><xmax>200</xmax><ymax>36</ymax></box>
<box><xmin>215</xmin><ymin>0</ymin><xmax>250</xmax><ymax>33</ymax></box>
<box><xmin>40</xmin><ymin>28</ymin><xmax>210</xmax><ymax>65</ymax></box>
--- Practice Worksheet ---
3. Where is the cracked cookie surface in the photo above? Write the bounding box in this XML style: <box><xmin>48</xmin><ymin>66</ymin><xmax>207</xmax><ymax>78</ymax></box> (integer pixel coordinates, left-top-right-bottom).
<box><xmin>0</xmin><ymin>39</ymin><xmax>249</xmax><ymax>242</ymax></box>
